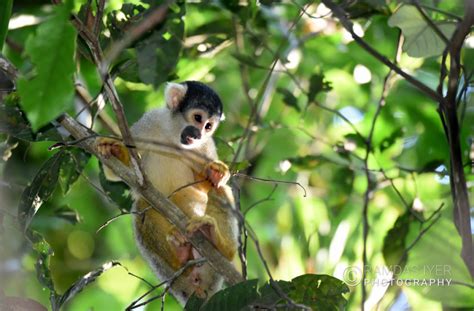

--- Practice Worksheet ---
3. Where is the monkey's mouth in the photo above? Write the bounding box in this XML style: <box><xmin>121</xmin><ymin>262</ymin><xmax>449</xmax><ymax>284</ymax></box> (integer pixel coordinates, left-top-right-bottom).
<box><xmin>182</xmin><ymin>136</ymin><xmax>199</xmax><ymax>145</ymax></box>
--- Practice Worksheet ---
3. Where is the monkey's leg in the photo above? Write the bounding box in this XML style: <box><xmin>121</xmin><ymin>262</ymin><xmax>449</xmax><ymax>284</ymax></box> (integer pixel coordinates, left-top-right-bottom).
<box><xmin>134</xmin><ymin>199</ymin><xmax>191</xmax><ymax>270</ymax></box>
<box><xmin>186</xmin><ymin>214</ymin><xmax>235</xmax><ymax>260</ymax></box>
<box><xmin>205</xmin><ymin>185</ymin><xmax>238</xmax><ymax>260</ymax></box>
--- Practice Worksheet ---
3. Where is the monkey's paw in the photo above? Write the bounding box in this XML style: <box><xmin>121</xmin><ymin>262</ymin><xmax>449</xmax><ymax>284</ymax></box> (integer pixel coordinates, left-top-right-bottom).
<box><xmin>205</xmin><ymin>161</ymin><xmax>230</xmax><ymax>189</ymax></box>
<box><xmin>186</xmin><ymin>216</ymin><xmax>217</xmax><ymax>243</ymax></box>
<box><xmin>96</xmin><ymin>137</ymin><xmax>130</xmax><ymax>165</ymax></box>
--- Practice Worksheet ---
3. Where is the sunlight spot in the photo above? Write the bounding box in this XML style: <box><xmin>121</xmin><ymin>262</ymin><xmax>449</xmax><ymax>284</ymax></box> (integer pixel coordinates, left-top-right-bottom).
<box><xmin>334</xmin><ymin>106</ymin><xmax>364</xmax><ymax>125</ymax></box>
<box><xmin>402</xmin><ymin>135</ymin><xmax>418</xmax><ymax>149</ymax></box>
<box><xmin>319</xmin><ymin>220</ymin><xmax>331</xmax><ymax>235</ymax></box>
<box><xmin>435</xmin><ymin>165</ymin><xmax>450</xmax><ymax>185</ymax></box>
<box><xmin>115</xmin><ymin>11</ymin><xmax>127</xmax><ymax>22</ymax></box>
<box><xmin>471</xmin><ymin>207</ymin><xmax>474</xmax><ymax>234</ymax></box>
<box><xmin>465</xmin><ymin>35</ymin><xmax>474</xmax><ymax>48</ymax></box>
<box><xmin>344</xmin><ymin>139</ymin><xmax>357</xmax><ymax>152</ymax></box>
<box><xmin>353</xmin><ymin>64</ymin><xmax>372</xmax><ymax>84</ymax></box>
<box><xmin>248</xmin><ymin>88</ymin><xmax>258</xmax><ymax>99</ymax></box>
<box><xmin>316</xmin><ymin>3</ymin><xmax>332</xmax><ymax>16</ymax></box>
<box><xmin>329</xmin><ymin>221</ymin><xmax>350</xmax><ymax>264</ymax></box>
<box><xmin>342</xmin><ymin>22</ymin><xmax>364</xmax><ymax>43</ymax></box>
<box><xmin>285</xmin><ymin>49</ymin><xmax>302</xmax><ymax>69</ymax></box>
<box><xmin>364</xmin><ymin>267</ymin><xmax>393</xmax><ymax>310</ymax></box>
<box><xmin>279</xmin><ymin>160</ymin><xmax>292</xmax><ymax>173</ymax></box>
<box><xmin>412</xmin><ymin>197</ymin><xmax>424</xmax><ymax>212</ymax></box>
<box><xmin>197</xmin><ymin>43</ymin><xmax>207</xmax><ymax>52</ymax></box>
<box><xmin>9</xmin><ymin>14</ymin><xmax>42</xmax><ymax>29</ymax></box>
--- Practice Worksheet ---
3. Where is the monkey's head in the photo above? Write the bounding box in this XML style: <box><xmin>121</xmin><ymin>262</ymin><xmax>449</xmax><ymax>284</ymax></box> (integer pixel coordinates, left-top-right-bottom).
<box><xmin>165</xmin><ymin>81</ymin><xmax>223</xmax><ymax>149</ymax></box>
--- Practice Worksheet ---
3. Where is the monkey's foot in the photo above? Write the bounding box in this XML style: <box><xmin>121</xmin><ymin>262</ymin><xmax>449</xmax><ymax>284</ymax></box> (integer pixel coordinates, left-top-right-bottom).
<box><xmin>96</xmin><ymin>137</ymin><xmax>130</xmax><ymax>165</ymax></box>
<box><xmin>166</xmin><ymin>228</ymin><xmax>192</xmax><ymax>265</ymax></box>
<box><xmin>205</xmin><ymin>161</ymin><xmax>230</xmax><ymax>189</ymax></box>
<box><xmin>187</xmin><ymin>216</ymin><xmax>218</xmax><ymax>244</ymax></box>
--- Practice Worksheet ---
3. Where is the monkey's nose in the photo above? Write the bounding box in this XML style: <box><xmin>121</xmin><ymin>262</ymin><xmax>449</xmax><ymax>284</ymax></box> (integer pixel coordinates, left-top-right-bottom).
<box><xmin>181</xmin><ymin>126</ymin><xmax>201</xmax><ymax>145</ymax></box>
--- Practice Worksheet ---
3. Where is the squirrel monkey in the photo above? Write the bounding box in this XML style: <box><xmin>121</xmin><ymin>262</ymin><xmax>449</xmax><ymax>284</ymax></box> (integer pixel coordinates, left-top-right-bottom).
<box><xmin>97</xmin><ymin>81</ymin><xmax>238</xmax><ymax>304</ymax></box>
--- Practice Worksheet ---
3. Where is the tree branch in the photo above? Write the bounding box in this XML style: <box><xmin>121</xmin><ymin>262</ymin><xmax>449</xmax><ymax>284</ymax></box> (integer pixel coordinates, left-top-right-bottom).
<box><xmin>441</xmin><ymin>0</ymin><xmax>474</xmax><ymax>278</ymax></box>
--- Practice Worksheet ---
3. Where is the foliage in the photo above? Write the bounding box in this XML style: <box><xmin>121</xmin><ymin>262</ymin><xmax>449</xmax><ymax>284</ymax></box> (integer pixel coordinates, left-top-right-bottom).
<box><xmin>1</xmin><ymin>0</ymin><xmax>473</xmax><ymax>310</ymax></box>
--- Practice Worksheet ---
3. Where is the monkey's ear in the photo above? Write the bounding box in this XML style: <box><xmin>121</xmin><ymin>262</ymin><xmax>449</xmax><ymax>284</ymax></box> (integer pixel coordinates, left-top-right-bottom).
<box><xmin>165</xmin><ymin>82</ymin><xmax>187</xmax><ymax>111</ymax></box>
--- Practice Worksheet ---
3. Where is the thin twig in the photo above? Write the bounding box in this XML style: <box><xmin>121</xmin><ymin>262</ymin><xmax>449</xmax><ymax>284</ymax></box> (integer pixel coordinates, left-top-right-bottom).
<box><xmin>234</xmin><ymin>173</ymin><xmax>306</xmax><ymax>197</ymax></box>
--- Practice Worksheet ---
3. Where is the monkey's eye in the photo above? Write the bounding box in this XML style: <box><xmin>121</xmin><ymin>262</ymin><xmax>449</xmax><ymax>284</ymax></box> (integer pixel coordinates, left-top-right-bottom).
<box><xmin>205</xmin><ymin>122</ymin><xmax>212</xmax><ymax>131</ymax></box>
<box><xmin>194</xmin><ymin>114</ymin><xmax>202</xmax><ymax>123</ymax></box>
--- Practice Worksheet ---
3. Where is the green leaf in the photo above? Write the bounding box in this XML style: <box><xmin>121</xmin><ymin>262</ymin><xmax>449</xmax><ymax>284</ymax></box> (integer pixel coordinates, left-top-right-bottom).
<box><xmin>307</xmin><ymin>72</ymin><xmax>332</xmax><ymax>104</ymax></box>
<box><xmin>186</xmin><ymin>275</ymin><xmax>348</xmax><ymax>310</ymax></box>
<box><xmin>379</xmin><ymin>127</ymin><xmax>403</xmax><ymax>152</ymax></box>
<box><xmin>136</xmin><ymin>1</ymin><xmax>185</xmax><ymax>87</ymax></box>
<box><xmin>399</xmin><ymin>211</ymin><xmax>474</xmax><ymax>307</ymax></box>
<box><xmin>288</xmin><ymin>155</ymin><xmax>324</xmax><ymax>170</ymax></box>
<box><xmin>17</xmin><ymin>1</ymin><xmax>76</xmax><ymax>131</ymax></box>
<box><xmin>18</xmin><ymin>152</ymin><xmax>67</xmax><ymax>230</ymax></box>
<box><xmin>52</xmin><ymin>205</ymin><xmax>81</xmax><ymax>224</ymax></box>
<box><xmin>30</xmin><ymin>230</ymin><xmax>56</xmax><ymax>294</ymax></box>
<box><xmin>253</xmin><ymin>280</ymin><xmax>293</xmax><ymax>306</ymax></box>
<box><xmin>59</xmin><ymin>149</ymin><xmax>91</xmax><ymax>195</ymax></box>
<box><xmin>0</xmin><ymin>0</ymin><xmax>13</xmax><ymax>50</ymax></box>
<box><xmin>99</xmin><ymin>169</ymin><xmax>133</xmax><ymax>211</ymax></box>
<box><xmin>231</xmin><ymin>52</ymin><xmax>260</xmax><ymax>68</ymax></box>
<box><xmin>184</xmin><ymin>296</ymin><xmax>206</xmax><ymax>310</ymax></box>
<box><xmin>388</xmin><ymin>5</ymin><xmax>456</xmax><ymax>58</ymax></box>
<box><xmin>214</xmin><ymin>138</ymin><xmax>235</xmax><ymax>162</ymax></box>
<box><xmin>232</xmin><ymin>160</ymin><xmax>251</xmax><ymax>172</ymax></box>
<box><xmin>0</xmin><ymin>94</ymin><xmax>34</xmax><ymax>141</ymax></box>
<box><xmin>344</xmin><ymin>133</ymin><xmax>367</xmax><ymax>150</ymax></box>
<box><xmin>54</xmin><ymin>262</ymin><xmax>121</xmax><ymax>309</ymax></box>
<box><xmin>289</xmin><ymin>274</ymin><xmax>349</xmax><ymax>310</ymax></box>
<box><xmin>382</xmin><ymin>211</ymin><xmax>411</xmax><ymax>268</ymax></box>
<box><xmin>0</xmin><ymin>95</ymin><xmax>63</xmax><ymax>141</ymax></box>
<box><xmin>277</xmin><ymin>87</ymin><xmax>300</xmax><ymax>112</ymax></box>
<box><xmin>197</xmin><ymin>279</ymin><xmax>259</xmax><ymax>311</ymax></box>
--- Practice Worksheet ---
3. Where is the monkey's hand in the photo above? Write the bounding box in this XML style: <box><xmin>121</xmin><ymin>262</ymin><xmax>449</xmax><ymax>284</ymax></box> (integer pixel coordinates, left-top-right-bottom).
<box><xmin>96</xmin><ymin>137</ymin><xmax>131</xmax><ymax>166</ymax></box>
<box><xmin>205</xmin><ymin>161</ymin><xmax>230</xmax><ymax>189</ymax></box>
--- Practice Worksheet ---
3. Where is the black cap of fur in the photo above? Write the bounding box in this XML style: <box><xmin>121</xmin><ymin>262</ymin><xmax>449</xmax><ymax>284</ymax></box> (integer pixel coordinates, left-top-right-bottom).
<box><xmin>178</xmin><ymin>81</ymin><xmax>223</xmax><ymax>118</ymax></box>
